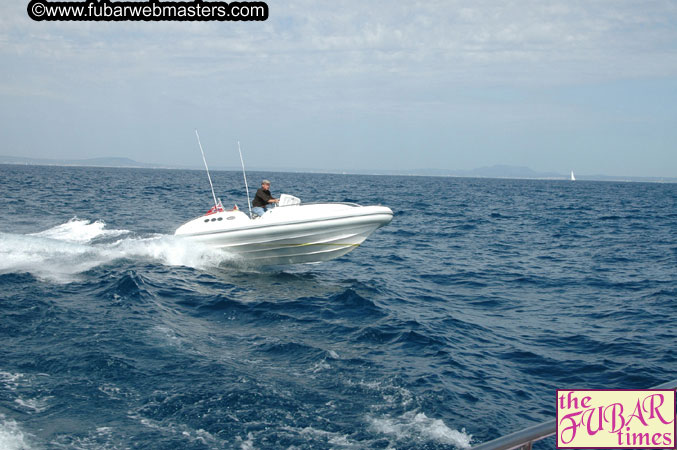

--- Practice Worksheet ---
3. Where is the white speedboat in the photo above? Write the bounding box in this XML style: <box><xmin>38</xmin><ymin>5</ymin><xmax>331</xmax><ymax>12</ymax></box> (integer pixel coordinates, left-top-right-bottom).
<box><xmin>175</xmin><ymin>196</ymin><xmax>393</xmax><ymax>265</ymax></box>
<box><xmin>176</xmin><ymin>132</ymin><xmax>393</xmax><ymax>265</ymax></box>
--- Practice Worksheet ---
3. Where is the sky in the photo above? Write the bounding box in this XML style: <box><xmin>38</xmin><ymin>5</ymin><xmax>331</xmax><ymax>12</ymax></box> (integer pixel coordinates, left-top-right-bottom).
<box><xmin>1</xmin><ymin>0</ymin><xmax>676</xmax><ymax>177</ymax></box>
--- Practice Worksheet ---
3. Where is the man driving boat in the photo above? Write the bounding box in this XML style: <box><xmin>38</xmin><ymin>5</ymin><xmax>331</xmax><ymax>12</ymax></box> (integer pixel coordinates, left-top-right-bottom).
<box><xmin>252</xmin><ymin>179</ymin><xmax>279</xmax><ymax>217</ymax></box>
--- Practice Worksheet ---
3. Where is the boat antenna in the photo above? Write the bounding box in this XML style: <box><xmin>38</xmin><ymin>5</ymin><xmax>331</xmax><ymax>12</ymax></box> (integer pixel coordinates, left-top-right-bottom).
<box><xmin>194</xmin><ymin>129</ymin><xmax>218</xmax><ymax>209</ymax></box>
<box><xmin>238</xmin><ymin>140</ymin><xmax>253</xmax><ymax>218</ymax></box>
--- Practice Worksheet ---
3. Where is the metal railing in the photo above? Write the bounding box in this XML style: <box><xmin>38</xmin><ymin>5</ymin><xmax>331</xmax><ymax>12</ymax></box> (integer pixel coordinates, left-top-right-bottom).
<box><xmin>471</xmin><ymin>379</ymin><xmax>677</xmax><ymax>450</ymax></box>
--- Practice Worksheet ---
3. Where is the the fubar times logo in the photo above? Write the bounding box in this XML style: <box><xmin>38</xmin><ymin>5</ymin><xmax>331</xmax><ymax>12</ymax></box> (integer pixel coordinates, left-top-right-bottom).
<box><xmin>557</xmin><ymin>389</ymin><xmax>676</xmax><ymax>448</ymax></box>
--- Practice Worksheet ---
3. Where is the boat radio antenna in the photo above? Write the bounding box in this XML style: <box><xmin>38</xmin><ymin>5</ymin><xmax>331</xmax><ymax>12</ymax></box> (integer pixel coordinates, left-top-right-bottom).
<box><xmin>194</xmin><ymin>129</ymin><xmax>218</xmax><ymax>209</ymax></box>
<box><xmin>238</xmin><ymin>140</ymin><xmax>253</xmax><ymax>219</ymax></box>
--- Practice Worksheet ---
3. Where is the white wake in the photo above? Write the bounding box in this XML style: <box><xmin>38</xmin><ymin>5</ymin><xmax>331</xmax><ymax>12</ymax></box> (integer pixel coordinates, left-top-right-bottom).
<box><xmin>369</xmin><ymin>411</ymin><xmax>472</xmax><ymax>448</ymax></box>
<box><xmin>0</xmin><ymin>218</ymin><xmax>234</xmax><ymax>283</ymax></box>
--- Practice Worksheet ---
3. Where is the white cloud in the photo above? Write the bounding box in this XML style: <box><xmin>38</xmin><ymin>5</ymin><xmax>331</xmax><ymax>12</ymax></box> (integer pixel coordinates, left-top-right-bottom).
<box><xmin>2</xmin><ymin>0</ymin><xmax>676</xmax><ymax>83</ymax></box>
<box><xmin>2</xmin><ymin>0</ymin><xmax>676</xmax><ymax>106</ymax></box>
<box><xmin>1</xmin><ymin>0</ymin><xmax>676</xmax><ymax>175</ymax></box>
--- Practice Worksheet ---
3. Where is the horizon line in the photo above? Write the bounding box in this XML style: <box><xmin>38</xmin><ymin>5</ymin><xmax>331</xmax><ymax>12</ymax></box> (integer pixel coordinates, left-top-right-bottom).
<box><xmin>1</xmin><ymin>157</ymin><xmax>676</xmax><ymax>184</ymax></box>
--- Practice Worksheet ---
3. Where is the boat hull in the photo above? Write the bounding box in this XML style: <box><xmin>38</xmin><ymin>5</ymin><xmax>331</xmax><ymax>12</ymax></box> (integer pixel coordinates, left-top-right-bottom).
<box><xmin>175</xmin><ymin>204</ymin><xmax>393</xmax><ymax>265</ymax></box>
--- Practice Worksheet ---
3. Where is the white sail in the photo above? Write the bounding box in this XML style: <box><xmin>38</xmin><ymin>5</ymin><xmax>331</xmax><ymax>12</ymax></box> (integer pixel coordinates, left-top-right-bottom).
<box><xmin>570</xmin><ymin>170</ymin><xmax>576</xmax><ymax>181</ymax></box>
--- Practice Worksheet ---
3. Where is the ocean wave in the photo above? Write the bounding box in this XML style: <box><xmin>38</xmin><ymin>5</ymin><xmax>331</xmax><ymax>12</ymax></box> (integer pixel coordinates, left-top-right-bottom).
<box><xmin>368</xmin><ymin>411</ymin><xmax>472</xmax><ymax>449</ymax></box>
<box><xmin>353</xmin><ymin>325</ymin><xmax>401</xmax><ymax>345</ymax></box>
<box><xmin>255</xmin><ymin>340</ymin><xmax>327</xmax><ymax>359</ymax></box>
<box><xmin>0</xmin><ymin>219</ymin><xmax>239</xmax><ymax>283</ymax></box>
<box><xmin>275</xmin><ymin>425</ymin><xmax>367</xmax><ymax>448</ymax></box>
<box><xmin>101</xmin><ymin>271</ymin><xmax>154</xmax><ymax>301</ymax></box>
<box><xmin>0</xmin><ymin>370</ymin><xmax>24</xmax><ymax>392</ymax></box>
<box><xmin>324</xmin><ymin>288</ymin><xmax>386</xmax><ymax>318</ymax></box>
<box><xmin>14</xmin><ymin>397</ymin><xmax>52</xmax><ymax>414</ymax></box>
<box><xmin>394</xmin><ymin>328</ymin><xmax>448</xmax><ymax>351</ymax></box>
<box><xmin>0</xmin><ymin>414</ymin><xmax>32</xmax><ymax>450</ymax></box>
<box><xmin>29</xmin><ymin>217</ymin><xmax>130</xmax><ymax>244</ymax></box>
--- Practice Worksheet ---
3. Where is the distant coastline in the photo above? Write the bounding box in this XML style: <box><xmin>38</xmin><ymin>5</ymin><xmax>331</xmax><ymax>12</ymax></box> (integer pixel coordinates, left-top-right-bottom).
<box><xmin>1</xmin><ymin>155</ymin><xmax>675</xmax><ymax>183</ymax></box>
<box><xmin>0</xmin><ymin>155</ymin><xmax>166</xmax><ymax>169</ymax></box>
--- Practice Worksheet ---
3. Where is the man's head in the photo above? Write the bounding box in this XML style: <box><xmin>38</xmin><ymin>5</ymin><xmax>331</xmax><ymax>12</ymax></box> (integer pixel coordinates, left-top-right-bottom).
<box><xmin>261</xmin><ymin>179</ymin><xmax>271</xmax><ymax>189</ymax></box>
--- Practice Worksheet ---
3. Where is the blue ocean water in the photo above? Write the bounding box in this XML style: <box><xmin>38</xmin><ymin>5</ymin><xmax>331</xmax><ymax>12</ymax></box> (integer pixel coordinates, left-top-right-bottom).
<box><xmin>0</xmin><ymin>164</ymin><xmax>675</xmax><ymax>449</ymax></box>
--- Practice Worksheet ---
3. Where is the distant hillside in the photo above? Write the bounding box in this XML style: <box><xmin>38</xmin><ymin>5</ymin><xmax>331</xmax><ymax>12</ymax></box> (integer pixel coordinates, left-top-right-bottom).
<box><xmin>340</xmin><ymin>164</ymin><xmax>565</xmax><ymax>179</ymax></box>
<box><xmin>0</xmin><ymin>155</ymin><xmax>157</xmax><ymax>168</ymax></box>
<box><xmin>329</xmin><ymin>165</ymin><xmax>675</xmax><ymax>182</ymax></box>
<box><xmin>456</xmin><ymin>165</ymin><xmax>564</xmax><ymax>179</ymax></box>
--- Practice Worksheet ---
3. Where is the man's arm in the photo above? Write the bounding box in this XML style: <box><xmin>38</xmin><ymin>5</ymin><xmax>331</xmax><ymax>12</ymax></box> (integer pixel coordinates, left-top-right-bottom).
<box><xmin>265</xmin><ymin>191</ymin><xmax>279</xmax><ymax>204</ymax></box>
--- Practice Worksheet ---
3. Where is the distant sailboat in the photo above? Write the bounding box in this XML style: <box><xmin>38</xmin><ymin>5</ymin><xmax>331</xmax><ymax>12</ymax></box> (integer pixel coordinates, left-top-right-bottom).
<box><xmin>570</xmin><ymin>170</ymin><xmax>576</xmax><ymax>181</ymax></box>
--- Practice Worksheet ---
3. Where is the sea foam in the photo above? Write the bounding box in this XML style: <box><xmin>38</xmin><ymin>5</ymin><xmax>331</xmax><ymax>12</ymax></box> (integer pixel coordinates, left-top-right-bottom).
<box><xmin>0</xmin><ymin>414</ymin><xmax>31</xmax><ymax>450</ymax></box>
<box><xmin>368</xmin><ymin>411</ymin><xmax>472</xmax><ymax>448</ymax></box>
<box><xmin>0</xmin><ymin>218</ymin><xmax>235</xmax><ymax>283</ymax></box>
<box><xmin>30</xmin><ymin>217</ymin><xmax>129</xmax><ymax>244</ymax></box>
